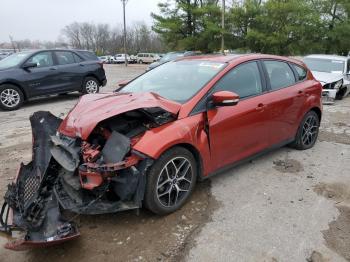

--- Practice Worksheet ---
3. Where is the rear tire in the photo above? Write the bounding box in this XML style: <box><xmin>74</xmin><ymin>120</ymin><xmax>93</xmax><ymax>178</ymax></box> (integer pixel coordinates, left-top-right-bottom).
<box><xmin>0</xmin><ymin>84</ymin><xmax>24</xmax><ymax>111</ymax></box>
<box><xmin>144</xmin><ymin>147</ymin><xmax>197</xmax><ymax>215</ymax></box>
<box><xmin>290</xmin><ymin>110</ymin><xmax>320</xmax><ymax>150</ymax></box>
<box><xmin>82</xmin><ymin>77</ymin><xmax>100</xmax><ymax>94</ymax></box>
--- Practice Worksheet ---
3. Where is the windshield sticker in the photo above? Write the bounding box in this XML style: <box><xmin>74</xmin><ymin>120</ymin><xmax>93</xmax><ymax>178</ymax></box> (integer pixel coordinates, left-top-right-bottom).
<box><xmin>199</xmin><ymin>62</ymin><xmax>224</xmax><ymax>69</ymax></box>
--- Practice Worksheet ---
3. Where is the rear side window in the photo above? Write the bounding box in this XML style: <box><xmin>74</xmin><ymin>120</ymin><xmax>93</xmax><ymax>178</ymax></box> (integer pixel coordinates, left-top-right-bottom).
<box><xmin>291</xmin><ymin>64</ymin><xmax>307</xmax><ymax>81</ymax></box>
<box><xmin>56</xmin><ymin>51</ymin><xmax>75</xmax><ymax>65</ymax></box>
<box><xmin>213</xmin><ymin>61</ymin><xmax>263</xmax><ymax>98</ymax></box>
<box><xmin>77</xmin><ymin>51</ymin><xmax>98</xmax><ymax>61</ymax></box>
<box><xmin>264</xmin><ymin>60</ymin><xmax>295</xmax><ymax>90</ymax></box>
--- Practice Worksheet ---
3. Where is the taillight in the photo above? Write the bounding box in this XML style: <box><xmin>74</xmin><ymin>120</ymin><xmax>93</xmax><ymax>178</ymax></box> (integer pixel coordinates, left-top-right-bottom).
<box><xmin>98</xmin><ymin>62</ymin><xmax>104</xmax><ymax>69</ymax></box>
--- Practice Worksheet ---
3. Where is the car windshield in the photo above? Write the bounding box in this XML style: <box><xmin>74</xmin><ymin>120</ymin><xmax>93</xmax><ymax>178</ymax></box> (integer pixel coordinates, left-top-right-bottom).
<box><xmin>303</xmin><ymin>58</ymin><xmax>345</xmax><ymax>73</ymax></box>
<box><xmin>0</xmin><ymin>51</ymin><xmax>32</xmax><ymax>69</ymax></box>
<box><xmin>121</xmin><ymin>60</ymin><xmax>226</xmax><ymax>103</ymax></box>
<box><xmin>159</xmin><ymin>53</ymin><xmax>184</xmax><ymax>63</ymax></box>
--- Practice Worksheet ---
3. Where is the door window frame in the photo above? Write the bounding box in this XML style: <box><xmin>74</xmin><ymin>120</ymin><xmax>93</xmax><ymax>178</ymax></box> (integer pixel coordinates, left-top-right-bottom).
<box><xmin>260</xmin><ymin>59</ymin><xmax>298</xmax><ymax>92</ymax></box>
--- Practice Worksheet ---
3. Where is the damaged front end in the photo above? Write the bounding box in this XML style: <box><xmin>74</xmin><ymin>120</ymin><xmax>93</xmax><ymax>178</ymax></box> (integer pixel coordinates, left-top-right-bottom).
<box><xmin>1</xmin><ymin>97</ymin><xmax>177</xmax><ymax>250</ymax></box>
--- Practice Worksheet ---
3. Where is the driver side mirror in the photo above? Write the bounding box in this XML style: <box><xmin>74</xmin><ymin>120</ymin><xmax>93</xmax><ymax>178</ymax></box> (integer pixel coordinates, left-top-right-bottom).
<box><xmin>211</xmin><ymin>91</ymin><xmax>240</xmax><ymax>107</ymax></box>
<box><xmin>22</xmin><ymin>62</ymin><xmax>37</xmax><ymax>69</ymax></box>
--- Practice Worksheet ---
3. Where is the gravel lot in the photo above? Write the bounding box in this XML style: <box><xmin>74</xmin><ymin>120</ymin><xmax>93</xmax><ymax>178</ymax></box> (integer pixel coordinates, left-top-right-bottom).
<box><xmin>0</xmin><ymin>64</ymin><xmax>349</xmax><ymax>261</ymax></box>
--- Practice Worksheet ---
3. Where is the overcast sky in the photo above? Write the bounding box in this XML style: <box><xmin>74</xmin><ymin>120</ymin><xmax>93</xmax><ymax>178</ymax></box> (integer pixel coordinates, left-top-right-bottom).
<box><xmin>0</xmin><ymin>0</ymin><xmax>161</xmax><ymax>42</ymax></box>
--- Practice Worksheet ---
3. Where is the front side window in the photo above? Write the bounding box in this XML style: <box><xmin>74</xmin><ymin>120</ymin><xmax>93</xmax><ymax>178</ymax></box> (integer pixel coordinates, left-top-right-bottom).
<box><xmin>213</xmin><ymin>61</ymin><xmax>263</xmax><ymax>98</ymax></box>
<box><xmin>56</xmin><ymin>51</ymin><xmax>75</xmax><ymax>65</ymax></box>
<box><xmin>263</xmin><ymin>61</ymin><xmax>295</xmax><ymax>90</ymax></box>
<box><xmin>121</xmin><ymin>60</ymin><xmax>225</xmax><ymax>103</ymax></box>
<box><xmin>27</xmin><ymin>52</ymin><xmax>54</xmax><ymax>68</ymax></box>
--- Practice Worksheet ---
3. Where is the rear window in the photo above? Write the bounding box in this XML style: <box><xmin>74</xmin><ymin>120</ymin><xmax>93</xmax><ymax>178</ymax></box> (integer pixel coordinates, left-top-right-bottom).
<box><xmin>76</xmin><ymin>51</ymin><xmax>98</xmax><ymax>61</ymax></box>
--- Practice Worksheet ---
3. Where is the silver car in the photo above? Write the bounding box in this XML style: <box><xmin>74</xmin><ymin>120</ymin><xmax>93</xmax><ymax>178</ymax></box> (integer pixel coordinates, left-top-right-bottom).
<box><xmin>303</xmin><ymin>54</ymin><xmax>350</xmax><ymax>104</ymax></box>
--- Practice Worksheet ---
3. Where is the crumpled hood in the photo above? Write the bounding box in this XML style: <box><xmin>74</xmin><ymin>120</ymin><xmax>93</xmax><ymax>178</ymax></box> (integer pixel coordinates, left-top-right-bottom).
<box><xmin>311</xmin><ymin>71</ymin><xmax>343</xmax><ymax>85</ymax></box>
<box><xmin>58</xmin><ymin>92</ymin><xmax>181</xmax><ymax>140</ymax></box>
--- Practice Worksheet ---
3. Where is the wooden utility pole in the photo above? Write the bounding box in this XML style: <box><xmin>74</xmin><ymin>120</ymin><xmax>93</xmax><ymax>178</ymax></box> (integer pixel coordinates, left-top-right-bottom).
<box><xmin>121</xmin><ymin>0</ymin><xmax>128</xmax><ymax>66</ymax></box>
<box><xmin>221</xmin><ymin>0</ymin><xmax>225</xmax><ymax>54</ymax></box>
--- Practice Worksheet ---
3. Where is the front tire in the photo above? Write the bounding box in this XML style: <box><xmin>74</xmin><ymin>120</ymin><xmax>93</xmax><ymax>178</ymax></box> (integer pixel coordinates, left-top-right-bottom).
<box><xmin>290</xmin><ymin>110</ymin><xmax>320</xmax><ymax>150</ymax></box>
<box><xmin>144</xmin><ymin>147</ymin><xmax>197</xmax><ymax>215</ymax></box>
<box><xmin>0</xmin><ymin>84</ymin><xmax>24</xmax><ymax>111</ymax></box>
<box><xmin>82</xmin><ymin>77</ymin><xmax>100</xmax><ymax>94</ymax></box>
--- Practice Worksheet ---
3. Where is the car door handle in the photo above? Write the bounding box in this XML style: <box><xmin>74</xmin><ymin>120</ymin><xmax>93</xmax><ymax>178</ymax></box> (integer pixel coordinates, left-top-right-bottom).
<box><xmin>255</xmin><ymin>103</ymin><xmax>265</xmax><ymax>111</ymax></box>
<box><xmin>49</xmin><ymin>67</ymin><xmax>57</xmax><ymax>70</ymax></box>
<box><xmin>79</xmin><ymin>63</ymin><xmax>85</xmax><ymax>67</ymax></box>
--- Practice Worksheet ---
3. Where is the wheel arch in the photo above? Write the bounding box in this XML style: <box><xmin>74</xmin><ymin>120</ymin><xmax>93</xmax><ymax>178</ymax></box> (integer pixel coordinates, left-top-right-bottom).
<box><xmin>84</xmin><ymin>74</ymin><xmax>102</xmax><ymax>86</ymax></box>
<box><xmin>309</xmin><ymin>106</ymin><xmax>322</xmax><ymax>122</ymax></box>
<box><xmin>0</xmin><ymin>81</ymin><xmax>27</xmax><ymax>100</ymax></box>
<box><xmin>171</xmin><ymin>143</ymin><xmax>204</xmax><ymax>180</ymax></box>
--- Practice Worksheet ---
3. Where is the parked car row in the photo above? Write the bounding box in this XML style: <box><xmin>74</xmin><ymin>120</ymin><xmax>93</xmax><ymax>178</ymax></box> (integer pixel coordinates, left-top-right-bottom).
<box><xmin>147</xmin><ymin>51</ymin><xmax>201</xmax><ymax>70</ymax></box>
<box><xmin>99</xmin><ymin>53</ymin><xmax>160</xmax><ymax>64</ymax></box>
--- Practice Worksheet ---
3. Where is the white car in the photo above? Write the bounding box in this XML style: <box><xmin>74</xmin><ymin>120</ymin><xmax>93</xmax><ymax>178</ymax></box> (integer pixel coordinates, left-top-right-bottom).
<box><xmin>136</xmin><ymin>53</ymin><xmax>160</xmax><ymax>64</ymax></box>
<box><xmin>303</xmin><ymin>54</ymin><xmax>350</xmax><ymax>104</ymax></box>
<box><xmin>98</xmin><ymin>56</ymin><xmax>110</xmax><ymax>63</ymax></box>
<box><xmin>112</xmin><ymin>54</ymin><xmax>131</xmax><ymax>64</ymax></box>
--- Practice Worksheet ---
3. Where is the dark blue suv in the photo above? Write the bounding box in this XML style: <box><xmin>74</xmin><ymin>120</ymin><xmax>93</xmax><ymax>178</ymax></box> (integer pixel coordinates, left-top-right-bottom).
<box><xmin>0</xmin><ymin>49</ymin><xmax>107</xmax><ymax>110</ymax></box>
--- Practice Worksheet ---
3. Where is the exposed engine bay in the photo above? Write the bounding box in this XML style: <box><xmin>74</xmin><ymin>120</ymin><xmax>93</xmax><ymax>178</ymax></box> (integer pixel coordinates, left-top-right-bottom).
<box><xmin>0</xmin><ymin>106</ymin><xmax>175</xmax><ymax>250</ymax></box>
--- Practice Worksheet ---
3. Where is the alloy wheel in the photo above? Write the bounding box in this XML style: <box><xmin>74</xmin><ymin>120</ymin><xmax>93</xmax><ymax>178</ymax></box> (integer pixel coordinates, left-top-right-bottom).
<box><xmin>0</xmin><ymin>89</ymin><xmax>20</xmax><ymax>108</ymax></box>
<box><xmin>301</xmin><ymin>114</ymin><xmax>318</xmax><ymax>146</ymax></box>
<box><xmin>156</xmin><ymin>157</ymin><xmax>193</xmax><ymax>207</ymax></box>
<box><xmin>85</xmin><ymin>80</ymin><xmax>98</xmax><ymax>93</ymax></box>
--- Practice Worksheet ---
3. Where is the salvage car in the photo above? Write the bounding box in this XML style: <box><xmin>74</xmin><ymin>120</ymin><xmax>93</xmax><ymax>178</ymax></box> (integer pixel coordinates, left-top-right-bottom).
<box><xmin>0</xmin><ymin>49</ymin><xmax>107</xmax><ymax>110</ymax></box>
<box><xmin>303</xmin><ymin>54</ymin><xmax>350</xmax><ymax>104</ymax></box>
<box><xmin>0</xmin><ymin>54</ymin><xmax>322</xmax><ymax>250</ymax></box>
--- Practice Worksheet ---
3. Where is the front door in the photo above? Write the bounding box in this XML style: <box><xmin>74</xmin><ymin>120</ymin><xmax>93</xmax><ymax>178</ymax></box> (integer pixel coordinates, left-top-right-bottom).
<box><xmin>207</xmin><ymin>61</ymin><xmax>270</xmax><ymax>170</ymax></box>
<box><xmin>22</xmin><ymin>51</ymin><xmax>59</xmax><ymax>96</ymax></box>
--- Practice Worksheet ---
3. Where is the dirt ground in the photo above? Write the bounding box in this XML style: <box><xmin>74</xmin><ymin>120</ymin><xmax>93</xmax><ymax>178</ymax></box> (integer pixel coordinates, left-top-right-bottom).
<box><xmin>0</xmin><ymin>64</ymin><xmax>350</xmax><ymax>261</ymax></box>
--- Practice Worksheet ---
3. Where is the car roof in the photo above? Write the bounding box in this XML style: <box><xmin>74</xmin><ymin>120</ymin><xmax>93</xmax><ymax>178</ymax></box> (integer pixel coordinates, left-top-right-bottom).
<box><xmin>304</xmin><ymin>54</ymin><xmax>348</xmax><ymax>61</ymax></box>
<box><xmin>179</xmin><ymin>53</ymin><xmax>305</xmax><ymax>65</ymax></box>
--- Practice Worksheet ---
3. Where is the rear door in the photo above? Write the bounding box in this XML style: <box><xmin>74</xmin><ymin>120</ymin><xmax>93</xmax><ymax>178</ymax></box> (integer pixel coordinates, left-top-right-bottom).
<box><xmin>207</xmin><ymin>61</ymin><xmax>270</xmax><ymax>170</ymax></box>
<box><xmin>54</xmin><ymin>51</ymin><xmax>84</xmax><ymax>92</ymax></box>
<box><xmin>261</xmin><ymin>60</ymin><xmax>306</xmax><ymax>145</ymax></box>
<box><xmin>22</xmin><ymin>51</ymin><xmax>60</xmax><ymax>96</ymax></box>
